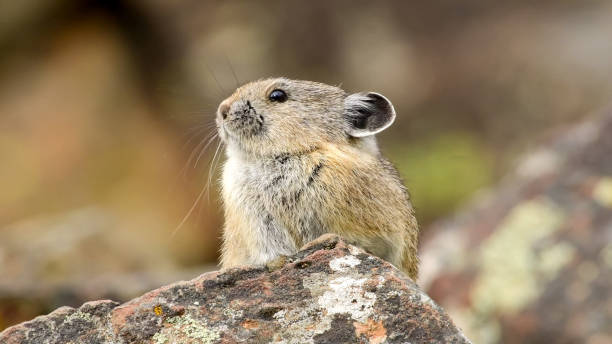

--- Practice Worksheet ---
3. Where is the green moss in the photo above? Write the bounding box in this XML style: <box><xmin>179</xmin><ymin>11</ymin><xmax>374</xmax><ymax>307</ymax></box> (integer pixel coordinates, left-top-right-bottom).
<box><xmin>387</xmin><ymin>132</ymin><xmax>494</xmax><ymax>224</ymax></box>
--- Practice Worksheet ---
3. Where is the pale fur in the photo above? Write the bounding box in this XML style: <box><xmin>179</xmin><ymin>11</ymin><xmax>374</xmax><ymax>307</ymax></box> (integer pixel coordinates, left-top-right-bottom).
<box><xmin>216</xmin><ymin>78</ymin><xmax>419</xmax><ymax>279</ymax></box>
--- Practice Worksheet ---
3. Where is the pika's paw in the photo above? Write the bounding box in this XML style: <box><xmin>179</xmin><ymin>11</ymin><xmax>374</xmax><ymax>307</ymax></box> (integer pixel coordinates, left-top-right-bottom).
<box><xmin>265</xmin><ymin>255</ymin><xmax>289</xmax><ymax>271</ymax></box>
<box><xmin>299</xmin><ymin>233</ymin><xmax>342</xmax><ymax>251</ymax></box>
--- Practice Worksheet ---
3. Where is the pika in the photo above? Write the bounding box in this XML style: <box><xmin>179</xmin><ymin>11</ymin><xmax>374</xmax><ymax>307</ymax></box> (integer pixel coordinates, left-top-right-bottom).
<box><xmin>215</xmin><ymin>78</ymin><xmax>419</xmax><ymax>279</ymax></box>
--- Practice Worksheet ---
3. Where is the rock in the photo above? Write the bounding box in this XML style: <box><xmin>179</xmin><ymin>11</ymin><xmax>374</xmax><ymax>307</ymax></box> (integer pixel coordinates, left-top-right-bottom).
<box><xmin>419</xmin><ymin>110</ymin><xmax>612</xmax><ymax>343</ymax></box>
<box><xmin>0</xmin><ymin>235</ymin><xmax>471</xmax><ymax>344</ymax></box>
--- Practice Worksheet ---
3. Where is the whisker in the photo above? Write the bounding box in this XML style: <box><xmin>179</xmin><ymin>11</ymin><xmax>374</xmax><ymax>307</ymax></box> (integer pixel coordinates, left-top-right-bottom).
<box><xmin>204</xmin><ymin>60</ymin><xmax>226</xmax><ymax>95</ymax></box>
<box><xmin>224</xmin><ymin>52</ymin><xmax>240</xmax><ymax>88</ymax></box>
<box><xmin>179</xmin><ymin>130</ymin><xmax>217</xmax><ymax>179</ymax></box>
<box><xmin>171</xmin><ymin>139</ymin><xmax>224</xmax><ymax>238</ymax></box>
<box><xmin>185</xmin><ymin>132</ymin><xmax>213</xmax><ymax>165</ymax></box>
<box><xmin>169</xmin><ymin>108</ymin><xmax>218</xmax><ymax>119</ymax></box>
<box><xmin>171</xmin><ymin>179</ymin><xmax>208</xmax><ymax>238</ymax></box>
<box><xmin>206</xmin><ymin>141</ymin><xmax>223</xmax><ymax>201</ymax></box>
<box><xmin>181</xmin><ymin>125</ymin><xmax>208</xmax><ymax>143</ymax></box>
<box><xmin>194</xmin><ymin>133</ymin><xmax>219</xmax><ymax>168</ymax></box>
<box><xmin>186</xmin><ymin>121</ymin><xmax>217</xmax><ymax>135</ymax></box>
<box><xmin>183</xmin><ymin>123</ymin><xmax>216</xmax><ymax>141</ymax></box>
<box><xmin>180</xmin><ymin>132</ymin><xmax>211</xmax><ymax>164</ymax></box>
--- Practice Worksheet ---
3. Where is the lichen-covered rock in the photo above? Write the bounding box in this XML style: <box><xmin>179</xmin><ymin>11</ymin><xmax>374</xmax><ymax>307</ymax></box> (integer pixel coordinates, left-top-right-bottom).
<box><xmin>1</xmin><ymin>235</ymin><xmax>471</xmax><ymax>344</ymax></box>
<box><xmin>419</xmin><ymin>110</ymin><xmax>612</xmax><ymax>343</ymax></box>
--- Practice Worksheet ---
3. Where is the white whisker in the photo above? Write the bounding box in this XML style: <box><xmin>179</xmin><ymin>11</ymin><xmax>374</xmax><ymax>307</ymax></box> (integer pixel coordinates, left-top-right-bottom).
<box><xmin>194</xmin><ymin>133</ymin><xmax>219</xmax><ymax>168</ymax></box>
<box><xmin>206</xmin><ymin>141</ymin><xmax>223</xmax><ymax>201</ymax></box>
<box><xmin>171</xmin><ymin>180</ymin><xmax>208</xmax><ymax>238</ymax></box>
<box><xmin>172</xmin><ymin>138</ymin><xmax>223</xmax><ymax>237</ymax></box>
<box><xmin>181</xmin><ymin>130</ymin><xmax>216</xmax><ymax>176</ymax></box>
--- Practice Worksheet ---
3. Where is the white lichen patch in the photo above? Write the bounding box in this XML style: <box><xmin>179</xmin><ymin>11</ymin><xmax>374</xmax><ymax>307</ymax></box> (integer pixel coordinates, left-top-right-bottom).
<box><xmin>155</xmin><ymin>313</ymin><xmax>220</xmax><ymax>344</ymax></box>
<box><xmin>317</xmin><ymin>276</ymin><xmax>376</xmax><ymax>321</ymax></box>
<box><xmin>471</xmin><ymin>198</ymin><xmax>566</xmax><ymax>314</ymax></box>
<box><xmin>271</xmin><ymin>269</ymin><xmax>381</xmax><ymax>344</ymax></box>
<box><xmin>329</xmin><ymin>255</ymin><xmax>361</xmax><ymax>272</ymax></box>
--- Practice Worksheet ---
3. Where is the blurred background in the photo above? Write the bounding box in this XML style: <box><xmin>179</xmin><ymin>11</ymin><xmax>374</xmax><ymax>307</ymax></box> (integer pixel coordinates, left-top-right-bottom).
<box><xmin>1</xmin><ymin>0</ymin><xmax>611</xmax><ymax>342</ymax></box>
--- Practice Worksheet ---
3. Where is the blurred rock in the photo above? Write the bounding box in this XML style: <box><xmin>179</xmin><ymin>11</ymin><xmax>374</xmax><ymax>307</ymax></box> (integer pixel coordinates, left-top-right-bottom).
<box><xmin>419</xmin><ymin>108</ymin><xmax>612</xmax><ymax>343</ymax></box>
<box><xmin>0</xmin><ymin>235</ymin><xmax>471</xmax><ymax>344</ymax></box>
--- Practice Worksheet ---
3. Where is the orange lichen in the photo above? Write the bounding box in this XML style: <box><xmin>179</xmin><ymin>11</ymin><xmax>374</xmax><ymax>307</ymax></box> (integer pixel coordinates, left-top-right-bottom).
<box><xmin>241</xmin><ymin>319</ymin><xmax>259</xmax><ymax>329</ymax></box>
<box><xmin>354</xmin><ymin>318</ymin><xmax>387</xmax><ymax>344</ymax></box>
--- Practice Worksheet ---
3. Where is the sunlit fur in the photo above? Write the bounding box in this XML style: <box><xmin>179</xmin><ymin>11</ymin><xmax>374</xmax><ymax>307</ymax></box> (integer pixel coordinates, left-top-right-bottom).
<box><xmin>216</xmin><ymin>78</ymin><xmax>419</xmax><ymax>279</ymax></box>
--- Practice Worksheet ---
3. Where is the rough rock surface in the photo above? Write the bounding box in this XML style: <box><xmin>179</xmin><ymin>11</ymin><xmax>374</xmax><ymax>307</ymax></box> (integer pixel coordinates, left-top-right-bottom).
<box><xmin>1</xmin><ymin>235</ymin><xmax>471</xmax><ymax>344</ymax></box>
<box><xmin>419</xmin><ymin>109</ymin><xmax>612</xmax><ymax>343</ymax></box>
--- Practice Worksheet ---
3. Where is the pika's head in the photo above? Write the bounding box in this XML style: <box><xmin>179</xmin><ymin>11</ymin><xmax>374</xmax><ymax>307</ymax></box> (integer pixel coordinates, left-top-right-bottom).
<box><xmin>216</xmin><ymin>78</ymin><xmax>395</xmax><ymax>157</ymax></box>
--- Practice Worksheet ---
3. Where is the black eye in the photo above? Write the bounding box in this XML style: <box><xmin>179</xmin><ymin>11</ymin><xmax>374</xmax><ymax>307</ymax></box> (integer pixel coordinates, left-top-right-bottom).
<box><xmin>268</xmin><ymin>89</ymin><xmax>287</xmax><ymax>102</ymax></box>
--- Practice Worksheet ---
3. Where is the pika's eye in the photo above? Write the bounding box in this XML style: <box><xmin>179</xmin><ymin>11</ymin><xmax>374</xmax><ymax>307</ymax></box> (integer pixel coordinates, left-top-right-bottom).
<box><xmin>268</xmin><ymin>89</ymin><xmax>287</xmax><ymax>103</ymax></box>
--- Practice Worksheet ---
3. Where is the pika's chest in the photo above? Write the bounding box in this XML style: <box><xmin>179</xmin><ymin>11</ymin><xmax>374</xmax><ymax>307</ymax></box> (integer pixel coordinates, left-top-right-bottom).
<box><xmin>222</xmin><ymin>155</ymin><xmax>327</xmax><ymax>241</ymax></box>
<box><xmin>230</xmin><ymin>157</ymin><xmax>319</xmax><ymax>205</ymax></box>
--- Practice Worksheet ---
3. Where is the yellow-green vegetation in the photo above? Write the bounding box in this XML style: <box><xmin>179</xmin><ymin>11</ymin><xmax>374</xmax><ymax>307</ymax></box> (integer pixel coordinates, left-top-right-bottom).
<box><xmin>387</xmin><ymin>132</ymin><xmax>494</xmax><ymax>224</ymax></box>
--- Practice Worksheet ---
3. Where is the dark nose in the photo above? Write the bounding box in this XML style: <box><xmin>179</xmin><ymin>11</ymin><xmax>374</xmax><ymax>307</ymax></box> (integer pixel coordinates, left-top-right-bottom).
<box><xmin>218</xmin><ymin>102</ymin><xmax>230</xmax><ymax>119</ymax></box>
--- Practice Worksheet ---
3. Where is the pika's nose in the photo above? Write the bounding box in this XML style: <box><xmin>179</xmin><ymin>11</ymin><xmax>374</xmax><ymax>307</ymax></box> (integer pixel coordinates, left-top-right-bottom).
<box><xmin>218</xmin><ymin>101</ymin><xmax>230</xmax><ymax>120</ymax></box>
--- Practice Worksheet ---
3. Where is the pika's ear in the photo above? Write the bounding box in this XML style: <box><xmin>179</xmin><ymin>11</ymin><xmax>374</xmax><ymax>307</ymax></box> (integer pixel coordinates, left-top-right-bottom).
<box><xmin>344</xmin><ymin>92</ymin><xmax>396</xmax><ymax>137</ymax></box>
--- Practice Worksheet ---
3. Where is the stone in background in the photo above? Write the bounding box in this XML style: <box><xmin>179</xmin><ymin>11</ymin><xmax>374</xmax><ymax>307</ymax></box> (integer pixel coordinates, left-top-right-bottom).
<box><xmin>419</xmin><ymin>109</ymin><xmax>612</xmax><ymax>343</ymax></box>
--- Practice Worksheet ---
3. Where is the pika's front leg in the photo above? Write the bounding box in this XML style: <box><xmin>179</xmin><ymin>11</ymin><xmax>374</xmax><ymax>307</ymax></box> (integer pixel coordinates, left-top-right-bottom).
<box><xmin>221</xmin><ymin>208</ymin><xmax>298</xmax><ymax>269</ymax></box>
